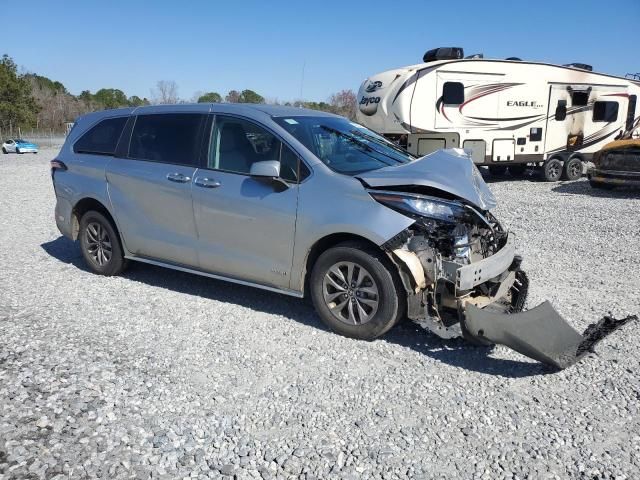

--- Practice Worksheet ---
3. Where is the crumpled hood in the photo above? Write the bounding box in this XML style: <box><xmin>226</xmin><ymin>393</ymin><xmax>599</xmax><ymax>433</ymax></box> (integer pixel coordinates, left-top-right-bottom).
<box><xmin>356</xmin><ymin>148</ymin><xmax>497</xmax><ymax>210</ymax></box>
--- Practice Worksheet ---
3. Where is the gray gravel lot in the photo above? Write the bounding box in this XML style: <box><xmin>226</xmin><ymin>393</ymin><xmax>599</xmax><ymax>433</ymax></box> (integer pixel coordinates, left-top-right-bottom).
<box><xmin>1</xmin><ymin>148</ymin><xmax>639</xmax><ymax>479</ymax></box>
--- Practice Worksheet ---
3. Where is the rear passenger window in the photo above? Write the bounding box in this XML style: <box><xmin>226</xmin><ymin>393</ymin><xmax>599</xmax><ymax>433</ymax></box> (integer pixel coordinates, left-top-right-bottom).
<box><xmin>129</xmin><ymin>114</ymin><xmax>204</xmax><ymax>165</ymax></box>
<box><xmin>442</xmin><ymin>82</ymin><xmax>464</xmax><ymax>105</ymax></box>
<box><xmin>593</xmin><ymin>101</ymin><xmax>618</xmax><ymax>122</ymax></box>
<box><xmin>74</xmin><ymin>117</ymin><xmax>127</xmax><ymax>155</ymax></box>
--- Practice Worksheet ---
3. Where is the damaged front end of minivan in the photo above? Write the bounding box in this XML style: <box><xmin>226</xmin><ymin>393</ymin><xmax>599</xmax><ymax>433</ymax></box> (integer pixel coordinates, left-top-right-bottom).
<box><xmin>359</xmin><ymin>149</ymin><xmax>635</xmax><ymax>369</ymax></box>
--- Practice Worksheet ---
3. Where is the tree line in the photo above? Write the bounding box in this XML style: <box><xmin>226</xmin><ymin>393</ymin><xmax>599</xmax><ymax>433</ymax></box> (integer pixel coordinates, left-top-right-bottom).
<box><xmin>0</xmin><ymin>54</ymin><xmax>357</xmax><ymax>133</ymax></box>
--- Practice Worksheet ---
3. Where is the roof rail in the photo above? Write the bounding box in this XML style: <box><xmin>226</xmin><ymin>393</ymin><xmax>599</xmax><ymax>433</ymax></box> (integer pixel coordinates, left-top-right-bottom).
<box><xmin>626</xmin><ymin>73</ymin><xmax>640</xmax><ymax>80</ymax></box>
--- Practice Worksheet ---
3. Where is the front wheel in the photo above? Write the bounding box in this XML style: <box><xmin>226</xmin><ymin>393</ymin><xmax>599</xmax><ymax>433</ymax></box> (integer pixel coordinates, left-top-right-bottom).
<box><xmin>310</xmin><ymin>243</ymin><xmax>405</xmax><ymax>340</ymax></box>
<box><xmin>1</xmin><ymin>147</ymin><xmax>7</xmax><ymax>154</ymax></box>
<box><xmin>79</xmin><ymin>210</ymin><xmax>128</xmax><ymax>275</ymax></box>
<box><xmin>15</xmin><ymin>148</ymin><xmax>21</xmax><ymax>154</ymax></box>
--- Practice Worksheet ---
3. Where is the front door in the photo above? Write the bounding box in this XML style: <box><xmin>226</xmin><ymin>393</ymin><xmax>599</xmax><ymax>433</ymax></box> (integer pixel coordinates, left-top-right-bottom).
<box><xmin>106</xmin><ymin>113</ymin><xmax>205</xmax><ymax>266</ymax></box>
<box><xmin>192</xmin><ymin>115</ymin><xmax>300</xmax><ymax>289</ymax></box>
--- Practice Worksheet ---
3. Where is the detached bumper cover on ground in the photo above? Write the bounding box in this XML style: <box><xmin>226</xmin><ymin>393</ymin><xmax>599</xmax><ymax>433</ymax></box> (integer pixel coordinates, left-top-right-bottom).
<box><xmin>463</xmin><ymin>302</ymin><xmax>637</xmax><ymax>369</ymax></box>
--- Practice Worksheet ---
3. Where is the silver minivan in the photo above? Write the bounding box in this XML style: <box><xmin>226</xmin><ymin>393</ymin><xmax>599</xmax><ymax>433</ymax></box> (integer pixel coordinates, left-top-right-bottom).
<box><xmin>51</xmin><ymin>104</ymin><xmax>628</xmax><ymax>368</ymax></box>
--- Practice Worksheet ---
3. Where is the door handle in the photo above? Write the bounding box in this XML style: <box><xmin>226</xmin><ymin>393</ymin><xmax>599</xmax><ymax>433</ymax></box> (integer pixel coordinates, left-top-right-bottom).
<box><xmin>166</xmin><ymin>172</ymin><xmax>191</xmax><ymax>183</ymax></box>
<box><xmin>194</xmin><ymin>177</ymin><xmax>221</xmax><ymax>188</ymax></box>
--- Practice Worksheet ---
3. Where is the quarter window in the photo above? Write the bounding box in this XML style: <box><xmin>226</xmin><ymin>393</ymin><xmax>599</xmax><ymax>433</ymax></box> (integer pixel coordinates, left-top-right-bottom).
<box><xmin>280</xmin><ymin>144</ymin><xmax>308</xmax><ymax>183</ymax></box>
<box><xmin>74</xmin><ymin>117</ymin><xmax>127</xmax><ymax>155</ymax></box>
<box><xmin>129</xmin><ymin>114</ymin><xmax>204</xmax><ymax>165</ymax></box>
<box><xmin>593</xmin><ymin>101</ymin><xmax>619</xmax><ymax>122</ymax></box>
<box><xmin>442</xmin><ymin>82</ymin><xmax>464</xmax><ymax>105</ymax></box>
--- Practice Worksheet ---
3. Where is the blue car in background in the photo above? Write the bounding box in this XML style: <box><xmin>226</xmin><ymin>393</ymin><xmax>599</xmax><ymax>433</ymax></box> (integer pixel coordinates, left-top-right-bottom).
<box><xmin>2</xmin><ymin>138</ymin><xmax>39</xmax><ymax>154</ymax></box>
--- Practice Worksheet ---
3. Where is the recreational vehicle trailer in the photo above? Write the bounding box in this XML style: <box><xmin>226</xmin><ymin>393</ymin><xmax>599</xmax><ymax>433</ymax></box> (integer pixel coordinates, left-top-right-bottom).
<box><xmin>356</xmin><ymin>48</ymin><xmax>640</xmax><ymax>181</ymax></box>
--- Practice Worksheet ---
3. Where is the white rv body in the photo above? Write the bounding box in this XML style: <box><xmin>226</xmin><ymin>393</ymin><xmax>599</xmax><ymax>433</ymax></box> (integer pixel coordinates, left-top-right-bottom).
<box><xmin>356</xmin><ymin>59</ymin><xmax>640</xmax><ymax>169</ymax></box>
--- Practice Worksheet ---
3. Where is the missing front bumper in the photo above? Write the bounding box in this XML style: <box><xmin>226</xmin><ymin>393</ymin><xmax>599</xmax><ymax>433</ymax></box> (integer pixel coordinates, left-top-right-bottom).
<box><xmin>463</xmin><ymin>302</ymin><xmax>636</xmax><ymax>369</ymax></box>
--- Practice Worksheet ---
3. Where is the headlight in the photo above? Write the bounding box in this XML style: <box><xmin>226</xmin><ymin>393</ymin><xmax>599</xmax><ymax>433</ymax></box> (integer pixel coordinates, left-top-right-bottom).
<box><xmin>369</xmin><ymin>191</ymin><xmax>465</xmax><ymax>222</ymax></box>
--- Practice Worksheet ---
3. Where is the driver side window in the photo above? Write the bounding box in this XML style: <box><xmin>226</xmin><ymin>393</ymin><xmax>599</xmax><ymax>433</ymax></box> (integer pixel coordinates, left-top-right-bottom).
<box><xmin>209</xmin><ymin>116</ymin><xmax>280</xmax><ymax>175</ymax></box>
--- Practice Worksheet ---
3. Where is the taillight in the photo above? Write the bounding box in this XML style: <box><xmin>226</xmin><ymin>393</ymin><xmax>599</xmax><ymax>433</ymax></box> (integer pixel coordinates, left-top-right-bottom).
<box><xmin>50</xmin><ymin>159</ymin><xmax>67</xmax><ymax>171</ymax></box>
<box><xmin>50</xmin><ymin>159</ymin><xmax>67</xmax><ymax>180</ymax></box>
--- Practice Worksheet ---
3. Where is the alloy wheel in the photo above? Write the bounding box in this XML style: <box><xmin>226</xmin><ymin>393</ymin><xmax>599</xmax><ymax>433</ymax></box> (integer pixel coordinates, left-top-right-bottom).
<box><xmin>85</xmin><ymin>222</ymin><xmax>113</xmax><ymax>266</ymax></box>
<box><xmin>322</xmin><ymin>261</ymin><xmax>379</xmax><ymax>325</ymax></box>
<box><xmin>569</xmin><ymin>160</ymin><xmax>582</xmax><ymax>179</ymax></box>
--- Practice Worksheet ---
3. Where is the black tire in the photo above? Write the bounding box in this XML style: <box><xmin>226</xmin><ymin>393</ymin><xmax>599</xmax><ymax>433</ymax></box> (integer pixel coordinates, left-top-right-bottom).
<box><xmin>488</xmin><ymin>165</ymin><xmax>507</xmax><ymax>176</ymax></box>
<box><xmin>508</xmin><ymin>165</ymin><xmax>527</xmax><ymax>176</ymax></box>
<box><xmin>542</xmin><ymin>158</ymin><xmax>563</xmax><ymax>182</ymax></box>
<box><xmin>1</xmin><ymin>147</ymin><xmax>7</xmax><ymax>154</ymax></box>
<box><xmin>589</xmin><ymin>179</ymin><xmax>615</xmax><ymax>190</ymax></box>
<box><xmin>562</xmin><ymin>157</ymin><xmax>583</xmax><ymax>181</ymax></box>
<box><xmin>310</xmin><ymin>242</ymin><xmax>405</xmax><ymax>340</ymax></box>
<box><xmin>79</xmin><ymin>210</ymin><xmax>128</xmax><ymax>275</ymax></box>
<box><xmin>15</xmin><ymin>148</ymin><xmax>21</xmax><ymax>154</ymax></box>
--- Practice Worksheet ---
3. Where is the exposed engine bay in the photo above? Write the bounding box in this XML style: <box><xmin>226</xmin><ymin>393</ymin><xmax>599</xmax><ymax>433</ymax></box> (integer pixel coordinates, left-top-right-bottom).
<box><xmin>376</xmin><ymin>191</ymin><xmax>525</xmax><ymax>337</ymax></box>
<box><xmin>359</xmin><ymin>149</ymin><xmax>635</xmax><ymax>369</ymax></box>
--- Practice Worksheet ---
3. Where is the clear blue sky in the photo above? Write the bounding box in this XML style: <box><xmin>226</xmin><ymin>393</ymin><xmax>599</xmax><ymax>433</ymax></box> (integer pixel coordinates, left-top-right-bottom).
<box><xmin>2</xmin><ymin>0</ymin><xmax>638</xmax><ymax>102</ymax></box>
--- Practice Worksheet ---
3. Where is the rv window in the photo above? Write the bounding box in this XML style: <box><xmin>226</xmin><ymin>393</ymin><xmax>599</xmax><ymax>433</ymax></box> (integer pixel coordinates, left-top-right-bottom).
<box><xmin>571</xmin><ymin>91</ymin><xmax>589</xmax><ymax>107</ymax></box>
<box><xmin>530</xmin><ymin>128</ymin><xmax>542</xmax><ymax>142</ymax></box>
<box><xmin>626</xmin><ymin>95</ymin><xmax>637</xmax><ymax>131</ymax></box>
<box><xmin>442</xmin><ymin>82</ymin><xmax>464</xmax><ymax>105</ymax></box>
<box><xmin>593</xmin><ymin>101</ymin><xmax>619</xmax><ymax>123</ymax></box>
<box><xmin>555</xmin><ymin>100</ymin><xmax>567</xmax><ymax>121</ymax></box>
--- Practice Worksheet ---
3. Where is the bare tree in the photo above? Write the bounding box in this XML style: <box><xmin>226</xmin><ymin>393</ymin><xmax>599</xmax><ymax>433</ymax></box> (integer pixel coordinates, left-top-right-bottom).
<box><xmin>329</xmin><ymin>89</ymin><xmax>357</xmax><ymax>120</ymax></box>
<box><xmin>152</xmin><ymin>80</ymin><xmax>179</xmax><ymax>104</ymax></box>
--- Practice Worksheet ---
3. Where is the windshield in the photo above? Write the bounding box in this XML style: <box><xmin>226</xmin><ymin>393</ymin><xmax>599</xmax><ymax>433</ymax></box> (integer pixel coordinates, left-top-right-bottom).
<box><xmin>274</xmin><ymin>116</ymin><xmax>413</xmax><ymax>174</ymax></box>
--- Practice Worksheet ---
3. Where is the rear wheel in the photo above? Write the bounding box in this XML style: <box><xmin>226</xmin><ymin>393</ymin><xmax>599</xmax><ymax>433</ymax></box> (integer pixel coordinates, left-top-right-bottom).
<box><xmin>79</xmin><ymin>210</ymin><xmax>128</xmax><ymax>275</ymax></box>
<box><xmin>542</xmin><ymin>158</ymin><xmax>563</xmax><ymax>182</ymax></box>
<box><xmin>310</xmin><ymin>243</ymin><xmax>405</xmax><ymax>340</ymax></box>
<box><xmin>488</xmin><ymin>165</ymin><xmax>507</xmax><ymax>176</ymax></box>
<box><xmin>1</xmin><ymin>147</ymin><xmax>7</xmax><ymax>154</ymax></box>
<box><xmin>15</xmin><ymin>148</ymin><xmax>21</xmax><ymax>154</ymax></box>
<box><xmin>563</xmin><ymin>157</ymin><xmax>583</xmax><ymax>181</ymax></box>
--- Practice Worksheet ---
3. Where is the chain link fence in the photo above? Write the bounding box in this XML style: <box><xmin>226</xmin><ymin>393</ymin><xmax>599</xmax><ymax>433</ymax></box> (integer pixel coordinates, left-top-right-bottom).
<box><xmin>0</xmin><ymin>127</ymin><xmax>70</xmax><ymax>148</ymax></box>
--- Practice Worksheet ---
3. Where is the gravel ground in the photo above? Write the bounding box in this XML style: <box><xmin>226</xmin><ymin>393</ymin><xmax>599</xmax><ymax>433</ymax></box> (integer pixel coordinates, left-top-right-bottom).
<box><xmin>1</xmin><ymin>148</ymin><xmax>639</xmax><ymax>479</ymax></box>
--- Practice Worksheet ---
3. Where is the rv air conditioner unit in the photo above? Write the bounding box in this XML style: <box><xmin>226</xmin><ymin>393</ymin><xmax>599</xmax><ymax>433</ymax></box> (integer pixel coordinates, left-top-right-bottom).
<box><xmin>564</xmin><ymin>63</ymin><xmax>593</xmax><ymax>71</ymax></box>
<box><xmin>465</xmin><ymin>53</ymin><xmax>484</xmax><ymax>59</ymax></box>
<box><xmin>506</xmin><ymin>57</ymin><xmax>522</xmax><ymax>61</ymax></box>
<box><xmin>423</xmin><ymin>47</ymin><xmax>464</xmax><ymax>63</ymax></box>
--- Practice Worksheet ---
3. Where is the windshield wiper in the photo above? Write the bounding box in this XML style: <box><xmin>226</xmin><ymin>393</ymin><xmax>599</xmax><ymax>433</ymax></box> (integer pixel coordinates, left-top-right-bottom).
<box><xmin>320</xmin><ymin>126</ymin><xmax>406</xmax><ymax>167</ymax></box>
<box><xmin>320</xmin><ymin>126</ymin><xmax>373</xmax><ymax>151</ymax></box>
<box><xmin>349</xmin><ymin>129</ymin><xmax>415</xmax><ymax>160</ymax></box>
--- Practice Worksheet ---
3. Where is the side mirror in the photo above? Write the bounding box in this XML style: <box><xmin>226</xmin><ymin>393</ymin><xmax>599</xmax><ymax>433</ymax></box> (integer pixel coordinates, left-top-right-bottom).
<box><xmin>249</xmin><ymin>160</ymin><xmax>281</xmax><ymax>178</ymax></box>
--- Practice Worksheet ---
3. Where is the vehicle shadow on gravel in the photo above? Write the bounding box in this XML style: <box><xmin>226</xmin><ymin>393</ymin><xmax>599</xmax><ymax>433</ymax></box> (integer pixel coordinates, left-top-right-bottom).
<box><xmin>552</xmin><ymin>181</ymin><xmax>640</xmax><ymax>198</ymax></box>
<box><xmin>384</xmin><ymin>322</ymin><xmax>552</xmax><ymax>378</ymax></box>
<box><xmin>42</xmin><ymin>236</ymin><xmax>552</xmax><ymax>378</ymax></box>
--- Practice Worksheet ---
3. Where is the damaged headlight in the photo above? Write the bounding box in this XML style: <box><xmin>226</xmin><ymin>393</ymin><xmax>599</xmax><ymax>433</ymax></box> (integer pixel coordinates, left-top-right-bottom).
<box><xmin>369</xmin><ymin>191</ymin><xmax>465</xmax><ymax>223</ymax></box>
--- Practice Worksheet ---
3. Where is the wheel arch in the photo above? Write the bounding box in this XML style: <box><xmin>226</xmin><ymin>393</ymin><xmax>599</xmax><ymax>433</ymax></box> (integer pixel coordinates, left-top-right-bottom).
<box><xmin>567</xmin><ymin>152</ymin><xmax>585</xmax><ymax>162</ymax></box>
<box><xmin>71</xmin><ymin>197</ymin><xmax>121</xmax><ymax>242</ymax></box>
<box><xmin>301</xmin><ymin>232</ymin><xmax>382</xmax><ymax>296</ymax></box>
